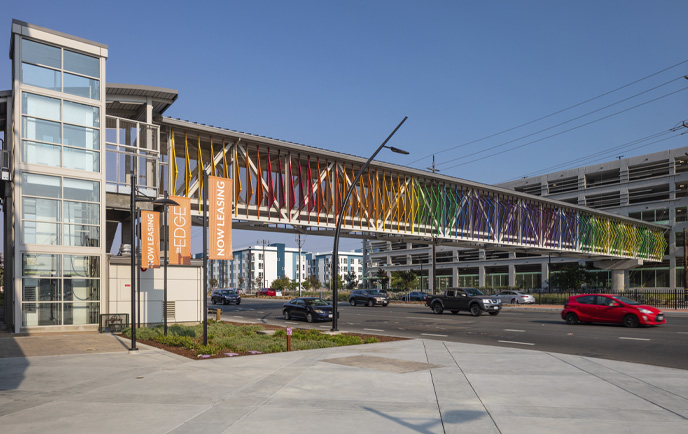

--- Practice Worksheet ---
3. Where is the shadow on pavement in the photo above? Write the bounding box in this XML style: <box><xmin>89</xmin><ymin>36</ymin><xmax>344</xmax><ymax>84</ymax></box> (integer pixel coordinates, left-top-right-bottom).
<box><xmin>363</xmin><ymin>406</ymin><xmax>486</xmax><ymax>433</ymax></box>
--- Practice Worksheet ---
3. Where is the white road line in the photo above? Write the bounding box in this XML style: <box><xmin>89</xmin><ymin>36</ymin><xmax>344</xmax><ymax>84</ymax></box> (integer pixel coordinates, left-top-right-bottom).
<box><xmin>364</xmin><ymin>328</ymin><xmax>385</xmax><ymax>332</ymax></box>
<box><xmin>498</xmin><ymin>340</ymin><xmax>535</xmax><ymax>346</ymax></box>
<box><xmin>619</xmin><ymin>337</ymin><xmax>651</xmax><ymax>341</ymax></box>
<box><xmin>505</xmin><ymin>329</ymin><xmax>525</xmax><ymax>332</ymax></box>
<box><xmin>231</xmin><ymin>316</ymin><xmax>244</xmax><ymax>318</ymax></box>
<box><xmin>405</xmin><ymin>317</ymin><xmax>431</xmax><ymax>320</ymax></box>
<box><xmin>677</xmin><ymin>332</ymin><xmax>688</xmax><ymax>334</ymax></box>
<box><xmin>421</xmin><ymin>333</ymin><xmax>448</xmax><ymax>337</ymax></box>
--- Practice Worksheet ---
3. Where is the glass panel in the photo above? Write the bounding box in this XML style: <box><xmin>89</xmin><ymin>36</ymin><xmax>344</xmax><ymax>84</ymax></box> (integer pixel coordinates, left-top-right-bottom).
<box><xmin>22</xmin><ymin>39</ymin><xmax>61</xmax><ymax>68</ymax></box>
<box><xmin>22</xmin><ymin>117</ymin><xmax>61</xmax><ymax>144</ymax></box>
<box><xmin>63</xmin><ymin>224</ymin><xmax>99</xmax><ymax>247</ymax></box>
<box><xmin>64</xmin><ymin>201</ymin><xmax>99</xmax><ymax>225</ymax></box>
<box><xmin>64</xmin><ymin>255</ymin><xmax>100</xmax><ymax>278</ymax></box>
<box><xmin>63</xmin><ymin>50</ymin><xmax>99</xmax><ymax>77</ymax></box>
<box><xmin>22</xmin><ymin>197</ymin><xmax>60</xmax><ymax>221</ymax></box>
<box><xmin>63</xmin><ymin>303</ymin><xmax>99</xmax><ymax>325</ymax></box>
<box><xmin>22</xmin><ymin>92</ymin><xmax>60</xmax><ymax>120</ymax></box>
<box><xmin>23</xmin><ymin>173</ymin><xmax>61</xmax><ymax>198</ymax></box>
<box><xmin>22</xmin><ymin>140</ymin><xmax>61</xmax><ymax>166</ymax></box>
<box><xmin>22</xmin><ymin>303</ymin><xmax>62</xmax><ymax>327</ymax></box>
<box><xmin>21</xmin><ymin>63</ymin><xmax>61</xmax><ymax>92</ymax></box>
<box><xmin>656</xmin><ymin>269</ymin><xmax>669</xmax><ymax>287</ymax></box>
<box><xmin>677</xmin><ymin>207</ymin><xmax>688</xmax><ymax>223</ymax></box>
<box><xmin>63</xmin><ymin>124</ymin><xmax>99</xmax><ymax>149</ymax></box>
<box><xmin>64</xmin><ymin>280</ymin><xmax>99</xmax><ymax>301</ymax></box>
<box><xmin>63</xmin><ymin>101</ymin><xmax>99</xmax><ymax>128</ymax></box>
<box><xmin>22</xmin><ymin>253</ymin><xmax>60</xmax><ymax>277</ymax></box>
<box><xmin>22</xmin><ymin>278</ymin><xmax>61</xmax><ymax>301</ymax></box>
<box><xmin>23</xmin><ymin>220</ymin><xmax>60</xmax><ymax>245</ymax></box>
<box><xmin>63</xmin><ymin>147</ymin><xmax>99</xmax><ymax>172</ymax></box>
<box><xmin>63</xmin><ymin>178</ymin><xmax>99</xmax><ymax>202</ymax></box>
<box><xmin>63</xmin><ymin>73</ymin><xmax>100</xmax><ymax>100</ymax></box>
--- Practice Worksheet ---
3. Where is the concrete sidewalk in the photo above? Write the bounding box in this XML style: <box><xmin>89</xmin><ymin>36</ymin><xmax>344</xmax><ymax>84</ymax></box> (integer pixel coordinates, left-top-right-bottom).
<box><xmin>0</xmin><ymin>334</ymin><xmax>686</xmax><ymax>433</ymax></box>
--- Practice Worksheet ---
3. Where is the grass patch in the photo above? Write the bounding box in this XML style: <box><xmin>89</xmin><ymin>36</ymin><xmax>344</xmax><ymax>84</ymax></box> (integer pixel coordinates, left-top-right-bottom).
<box><xmin>122</xmin><ymin>320</ymin><xmax>381</xmax><ymax>359</ymax></box>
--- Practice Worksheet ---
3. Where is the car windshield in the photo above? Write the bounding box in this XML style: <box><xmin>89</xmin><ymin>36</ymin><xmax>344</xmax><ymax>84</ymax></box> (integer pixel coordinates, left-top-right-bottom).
<box><xmin>464</xmin><ymin>288</ymin><xmax>485</xmax><ymax>296</ymax></box>
<box><xmin>365</xmin><ymin>290</ymin><xmax>384</xmax><ymax>295</ymax></box>
<box><xmin>613</xmin><ymin>296</ymin><xmax>641</xmax><ymax>305</ymax></box>
<box><xmin>220</xmin><ymin>290</ymin><xmax>233</xmax><ymax>295</ymax></box>
<box><xmin>305</xmin><ymin>298</ymin><xmax>329</xmax><ymax>306</ymax></box>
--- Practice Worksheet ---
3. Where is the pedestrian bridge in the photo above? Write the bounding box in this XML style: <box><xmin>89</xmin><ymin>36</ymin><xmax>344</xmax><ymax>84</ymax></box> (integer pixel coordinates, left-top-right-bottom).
<box><xmin>105</xmin><ymin>109</ymin><xmax>666</xmax><ymax>262</ymax></box>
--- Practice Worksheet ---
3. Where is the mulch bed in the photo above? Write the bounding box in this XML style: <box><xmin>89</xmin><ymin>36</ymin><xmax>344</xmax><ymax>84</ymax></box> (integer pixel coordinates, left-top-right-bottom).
<box><xmin>132</xmin><ymin>321</ymin><xmax>407</xmax><ymax>360</ymax></box>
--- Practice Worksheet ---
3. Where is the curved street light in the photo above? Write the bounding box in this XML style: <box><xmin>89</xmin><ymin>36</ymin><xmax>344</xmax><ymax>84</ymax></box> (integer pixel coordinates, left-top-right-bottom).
<box><xmin>331</xmin><ymin>116</ymin><xmax>409</xmax><ymax>331</ymax></box>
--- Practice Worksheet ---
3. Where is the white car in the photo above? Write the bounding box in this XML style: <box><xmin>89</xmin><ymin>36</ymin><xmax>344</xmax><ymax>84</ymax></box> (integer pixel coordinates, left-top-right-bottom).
<box><xmin>494</xmin><ymin>290</ymin><xmax>535</xmax><ymax>304</ymax></box>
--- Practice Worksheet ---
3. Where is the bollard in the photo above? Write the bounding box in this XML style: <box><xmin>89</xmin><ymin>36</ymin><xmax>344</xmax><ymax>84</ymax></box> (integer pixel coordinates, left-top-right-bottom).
<box><xmin>216</xmin><ymin>309</ymin><xmax>221</xmax><ymax>321</ymax></box>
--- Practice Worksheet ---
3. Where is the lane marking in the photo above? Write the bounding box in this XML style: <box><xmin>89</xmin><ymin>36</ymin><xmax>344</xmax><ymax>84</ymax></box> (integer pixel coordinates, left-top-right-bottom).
<box><xmin>498</xmin><ymin>340</ymin><xmax>535</xmax><ymax>346</ymax></box>
<box><xmin>231</xmin><ymin>316</ymin><xmax>244</xmax><ymax>318</ymax></box>
<box><xmin>677</xmin><ymin>332</ymin><xmax>688</xmax><ymax>334</ymax></box>
<box><xmin>619</xmin><ymin>337</ymin><xmax>651</xmax><ymax>341</ymax></box>
<box><xmin>406</xmin><ymin>317</ymin><xmax>432</xmax><ymax>320</ymax></box>
<box><xmin>505</xmin><ymin>329</ymin><xmax>525</xmax><ymax>332</ymax></box>
<box><xmin>364</xmin><ymin>328</ymin><xmax>385</xmax><ymax>332</ymax></box>
<box><xmin>421</xmin><ymin>333</ymin><xmax>448</xmax><ymax>337</ymax></box>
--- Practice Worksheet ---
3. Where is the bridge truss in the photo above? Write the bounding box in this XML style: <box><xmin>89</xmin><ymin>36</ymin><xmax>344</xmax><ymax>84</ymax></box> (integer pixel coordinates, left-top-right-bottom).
<box><xmin>161</xmin><ymin>117</ymin><xmax>667</xmax><ymax>262</ymax></box>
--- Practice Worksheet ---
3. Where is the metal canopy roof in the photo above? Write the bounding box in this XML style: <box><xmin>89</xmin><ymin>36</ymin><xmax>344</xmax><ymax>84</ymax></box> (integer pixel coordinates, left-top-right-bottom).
<box><xmin>106</xmin><ymin>83</ymin><xmax>178</xmax><ymax>119</ymax></box>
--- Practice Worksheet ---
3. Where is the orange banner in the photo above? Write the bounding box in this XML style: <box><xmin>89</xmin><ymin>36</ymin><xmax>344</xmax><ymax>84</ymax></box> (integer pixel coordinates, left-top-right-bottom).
<box><xmin>141</xmin><ymin>210</ymin><xmax>160</xmax><ymax>268</ymax></box>
<box><xmin>209</xmin><ymin>175</ymin><xmax>233</xmax><ymax>260</ymax></box>
<box><xmin>169</xmin><ymin>196</ymin><xmax>191</xmax><ymax>265</ymax></box>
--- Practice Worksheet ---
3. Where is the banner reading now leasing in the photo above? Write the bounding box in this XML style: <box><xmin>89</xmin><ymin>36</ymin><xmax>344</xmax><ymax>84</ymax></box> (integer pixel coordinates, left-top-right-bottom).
<box><xmin>169</xmin><ymin>196</ymin><xmax>191</xmax><ymax>265</ymax></box>
<box><xmin>141</xmin><ymin>210</ymin><xmax>160</xmax><ymax>268</ymax></box>
<box><xmin>209</xmin><ymin>175</ymin><xmax>233</xmax><ymax>260</ymax></box>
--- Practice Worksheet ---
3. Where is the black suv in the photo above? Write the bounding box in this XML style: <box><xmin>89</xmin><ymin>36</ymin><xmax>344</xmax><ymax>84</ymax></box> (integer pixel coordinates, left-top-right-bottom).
<box><xmin>349</xmin><ymin>289</ymin><xmax>389</xmax><ymax>307</ymax></box>
<box><xmin>211</xmin><ymin>289</ymin><xmax>241</xmax><ymax>305</ymax></box>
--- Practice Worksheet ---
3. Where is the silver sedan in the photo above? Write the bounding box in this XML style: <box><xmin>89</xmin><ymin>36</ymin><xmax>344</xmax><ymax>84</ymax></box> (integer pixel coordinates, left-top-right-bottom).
<box><xmin>494</xmin><ymin>290</ymin><xmax>536</xmax><ymax>304</ymax></box>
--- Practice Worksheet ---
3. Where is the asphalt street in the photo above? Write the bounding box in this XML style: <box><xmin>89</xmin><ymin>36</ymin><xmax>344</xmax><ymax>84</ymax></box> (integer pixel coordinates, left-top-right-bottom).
<box><xmin>213</xmin><ymin>298</ymin><xmax>688</xmax><ymax>370</ymax></box>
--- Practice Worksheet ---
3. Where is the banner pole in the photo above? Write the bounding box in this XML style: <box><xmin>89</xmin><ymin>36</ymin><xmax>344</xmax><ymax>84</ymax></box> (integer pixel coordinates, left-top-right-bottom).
<box><xmin>203</xmin><ymin>166</ymin><xmax>208</xmax><ymax>345</ymax></box>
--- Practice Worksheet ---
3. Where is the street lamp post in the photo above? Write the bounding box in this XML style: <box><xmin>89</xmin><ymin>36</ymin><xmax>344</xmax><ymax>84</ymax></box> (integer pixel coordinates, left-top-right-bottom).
<box><xmin>331</xmin><ymin>116</ymin><xmax>409</xmax><ymax>331</ymax></box>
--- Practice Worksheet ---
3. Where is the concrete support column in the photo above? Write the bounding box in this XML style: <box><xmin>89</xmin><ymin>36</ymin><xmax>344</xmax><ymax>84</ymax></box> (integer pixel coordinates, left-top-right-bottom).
<box><xmin>508</xmin><ymin>264</ymin><xmax>516</xmax><ymax>288</ymax></box>
<box><xmin>611</xmin><ymin>269</ymin><xmax>625</xmax><ymax>291</ymax></box>
<box><xmin>428</xmin><ymin>266</ymin><xmax>435</xmax><ymax>294</ymax></box>
<box><xmin>362</xmin><ymin>240</ymin><xmax>368</xmax><ymax>289</ymax></box>
<box><xmin>541</xmin><ymin>262</ymin><xmax>549</xmax><ymax>289</ymax></box>
<box><xmin>453</xmin><ymin>267</ymin><xmax>459</xmax><ymax>288</ymax></box>
<box><xmin>479</xmin><ymin>266</ymin><xmax>486</xmax><ymax>288</ymax></box>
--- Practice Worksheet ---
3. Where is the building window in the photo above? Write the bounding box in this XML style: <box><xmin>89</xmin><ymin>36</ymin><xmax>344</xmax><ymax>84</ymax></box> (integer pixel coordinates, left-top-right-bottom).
<box><xmin>21</xmin><ymin>92</ymin><xmax>100</xmax><ymax>171</ymax></box>
<box><xmin>21</xmin><ymin>253</ymin><xmax>100</xmax><ymax>327</ymax></box>
<box><xmin>22</xmin><ymin>173</ymin><xmax>100</xmax><ymax>246</ymax></box>
<box><xmin>676</xmin><ymin>207</ymin><xmax>688</xmax><ymax>223</ymax></box>
<box><xmin>21</xmin><ymin>39</ymin><xmax>100</xmax><ymax>100</ymax></box>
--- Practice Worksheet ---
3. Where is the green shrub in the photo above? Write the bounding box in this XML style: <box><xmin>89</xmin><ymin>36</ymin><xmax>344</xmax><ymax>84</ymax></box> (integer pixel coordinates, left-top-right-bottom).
<box><xmin>194</xmin><ymin>344</ymin><xmax>217</xmax><ymax>356</ymax></box>
<box><xmin>274</xmin><ymin>329</ymin><xmax>287</xmax><ymax>337</ymax></box>
<box><xmin>364</xmin><ymin>337</ymin><xmax>379</xmax><ymax>344</ymax></box>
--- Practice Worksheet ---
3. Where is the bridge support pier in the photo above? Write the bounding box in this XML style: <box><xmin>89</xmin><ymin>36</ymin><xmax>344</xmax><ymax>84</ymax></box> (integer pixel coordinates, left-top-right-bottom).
<box><xmin>593</xmin><ymin>259</ymin><xmax>642</xmax><ymax>291</ymax></box>
<box><xmin>611</xmin><ymin>269</ymin><xmax>625</xmax><ymax>291</ymax></box>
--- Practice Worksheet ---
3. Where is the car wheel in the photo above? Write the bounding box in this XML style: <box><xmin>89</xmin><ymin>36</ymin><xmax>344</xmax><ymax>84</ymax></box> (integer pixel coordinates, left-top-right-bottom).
<box><xmin>489</xmin><ymin>311</ymin><xmax>500</xmax><ymax>316</ymax></box>
<box><xmin>306</xmin><ymin>313</ymin><xmax>314</xmax><ymax>323</ymax></box>
<box><xmin>510</xmin><ymin>298</ymin><xmax>516</xmax><ymax>304</ymax></box>
<box><xmin>451</xmin><ymin>310</ymin><xmax>459</xmax><ymax>315</ymax></box>
<box><xmin>564</xmin><ymin>312</ymin><xmax>579</xmax><ymax>325</ymax></box>
<box><xmin>432</xmin><ymin>303</ymin><xmax>444</xmax><ymax>314</ymax></box>
<box><xmin>236</xmin><ymin>300</ymin><xmax>241</xmax><ymax>305</ymax></box>
<box><xmin>283</xmin><ymin>311</ymin><xmax>291</xmax><ymax>320</ymax></box>
<box><xmin>470</xmin><ymin>304</ymin><xmax>482</xmax><ymax>317</ymax></box>
<box><xmin>349</xmin><ymin>299</ymin><xmax>356</xmax><ymax>306</ymax></box>
<box><xmin>623</xmin><ymin>314</ymin><xmax>640</xmax><ymax>328</ymax></box>
<box><xmin>367</xmin><ymin>300</ymin><xmax>374</xmax><ymax>307</ymax></box>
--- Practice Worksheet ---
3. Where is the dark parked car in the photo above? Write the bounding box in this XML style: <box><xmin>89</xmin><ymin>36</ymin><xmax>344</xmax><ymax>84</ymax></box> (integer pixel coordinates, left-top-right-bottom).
<box><xmin>348</xmin><ymin>289</ymin><xmax>389</xmax><ymax>307</ymax></box>
<box><xmin>400</xmin><ymin>291</ymin><xmax>428</xmax><ymax>301</ymax></box>
<box><xmin>282</xmin><ymin>297</ymin><xmax>336</xmax><ymax>323</ymax></box>
<box><xmin>211</xmin><ymin>289</ymin><xmax>241</xmax><ymax>305</ymax></box>
<box><xmin>562</xmin><ymin>294</ymin><xmax>665</xmax><ymax>328</ymax></box>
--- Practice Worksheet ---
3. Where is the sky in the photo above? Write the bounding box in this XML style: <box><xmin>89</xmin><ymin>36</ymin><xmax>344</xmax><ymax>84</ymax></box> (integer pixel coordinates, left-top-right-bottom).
<box><xmin>3</xmin><ymin>1</ymin><xmax>688</xmax><ymax>254</ymax></box>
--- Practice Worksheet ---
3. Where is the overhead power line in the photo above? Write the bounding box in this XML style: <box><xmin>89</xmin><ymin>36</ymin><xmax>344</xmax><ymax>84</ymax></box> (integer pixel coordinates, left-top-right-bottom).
<box><xmin>408</xmin><ymin>58</ymin><xmax>688</xmax><ymax>166</ymax></box>
<box><xmin>436</xmin><ymin>78</ymin><xmax>686</xmax><ymax>168</ymax></box>
<box><xmin>438</xmin><ymin>85</ymin><xmax>688</xmax><ymax>172</ymax></box>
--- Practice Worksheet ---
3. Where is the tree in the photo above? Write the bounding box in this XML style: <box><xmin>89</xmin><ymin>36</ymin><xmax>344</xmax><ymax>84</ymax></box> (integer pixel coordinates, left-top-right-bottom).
<box><xmin>344</xmin><ymin>270</ymin><xmax>358</xmax><ymax>289</ymax></box>
<box><xmin>253</xmin><ymin>276</ymin><xmax>263</xmax><ymax>290</ymax></box>
<box><xmin>209</xmin><ymin>278</ymin><xmax>218</xmax><ymax>289</ymax></box>
<box><xmin>271</xmin><ymin>275</ymin><xmax>291</xmax><ymax>291</ymax></box>
<box><xmin>304</xmin><ymin>275</ymin><xmax>320</xmax><ymax>290</ymax></box>
<box><xmin>238</xmin><ymin>276</ymin><xmax>245</xmax><ymax>290</ymax></box>
<box><xmin>391</xmin><ymin>270</ymin><xmax>417</xmax><ymax>292</ymax></box>
<box><xmin>373</xmin><ymin>268</ymin><xmax>389</xmax><ymax>290</ymax></box>
<box><xmin>548</xmin><ymin>264</ymin><xmax>594</xmax><ymax>290</ymax></box>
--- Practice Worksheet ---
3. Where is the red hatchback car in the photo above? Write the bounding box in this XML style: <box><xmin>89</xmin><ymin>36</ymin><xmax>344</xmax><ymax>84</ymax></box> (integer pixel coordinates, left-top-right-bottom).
<box><xmin>561</xmin><ymin>294</ymin><xmax>665</xmax><ymax>328</ymax></box>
